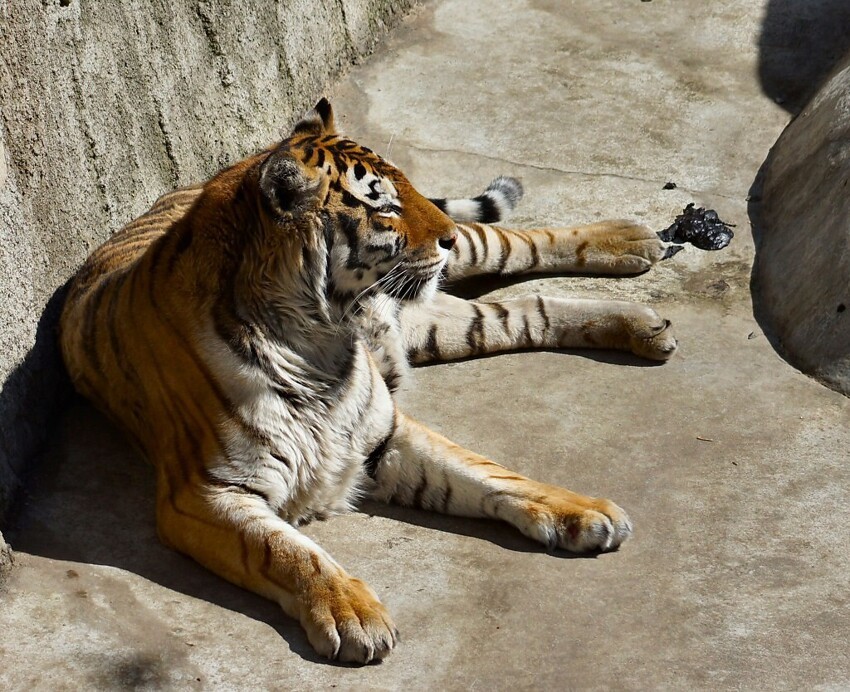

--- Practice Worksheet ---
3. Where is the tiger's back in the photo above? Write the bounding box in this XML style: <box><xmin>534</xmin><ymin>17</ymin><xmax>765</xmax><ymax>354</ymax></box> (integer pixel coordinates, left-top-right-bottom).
<box><xmin>60</xmin><ymin>185</ymin><xmax>204</xmax><ymax>438</ymax></box>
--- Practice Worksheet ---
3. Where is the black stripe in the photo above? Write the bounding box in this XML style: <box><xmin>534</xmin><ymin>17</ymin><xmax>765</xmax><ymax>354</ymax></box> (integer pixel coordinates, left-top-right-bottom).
<box><xmin>334</xmin><ymin>139</ymin><xmax>359</xmax><ymax>150</ymax></box>
<box><xmin>466</xmin><ymin>304</ymin><xmax>485</xmax><ymax>354</ymax></box>
<box><xmin>341</xmin><ymin>189</ymin><xmax>360</xmax><ymax>208</ymax></box>
<box><xmin>412</xmin><ymin>472</ymin><xmax>429</xmax><ymax>507</ymax></box>
<box><xmin>232</xmin><ymin>413</ymin><xmax>275</xmax><ymax>448</ymax></box>
<box><xmin>269</xmin><ymin>451</ymin><xmax>292</xmax><ymax>470</ymax></box>
<box><xmin>426</xmin><ymin>324</ymin><xmax>440</xmax><ymax>360</ymax></box>
<box><xmin>475</xmin><ymin>194</ymin><xmax>499</xmax><ymax>223</ymax></box>
<box><xmin>336</xmin><ymin>211</ymin><xmax>361</xmax><ymax>254</ymax></box>
<box><xmin>490</xmin><ymin>301</ymin><xmax>511</xmax><ymax>333</ymax></box>
<box><xmin>441</xmin><ymin>476</ymin><xmax>453</xmax><ymax>512</ymax></box>
<box><xmin>364</xmin><ymin>242</ymin><xmax>396</xmax><ymax>256</ymax></box>
<box><xmin>167</xmin><ymin>226</ymin><xmax>193</xmax><ymax>274</ymax></box>
<box><xmin>536</xmin><ymin>295</ymin><xmax>550</xmax><ymax>333</ymax></box>
<box><xmin>457</xmin><ymin>225</ymin><xmax>477</xmax><ymax>265</ymax></box>
<box><xmin>522</xmin><ymin>315</ymin><xmax>533</xmax><ymax>346</ymax></box>
<box><xmin>364</xmin><ymin>422</ymin><xmax>395</xmax><ymax>479</ymax></box>
<box><xmin>104</xmin><ymin>271</ymin><xmax>135</xmax><ymax>381</ymax></box>
<box><xmin>315</xmin><ymin>148</ymin><xmax>325</xmax><ymax>169</ymax></box>
<box><xmin>475</xmin><ymin>225</ymin><xmax>489</xmax><ymax>263</ymax></box>
<box><xmin>145</xmin><ymin>232</ymin><xmax>170</xmax><ymax>278</ymax></box>
<box><xmin>383</xmin><ymin>366</ymin><xmax>401</xmax><ymax>393</ymax></box>
<box><xmin>494</xmin><ymin>227</ymin><xmax>512</xmax><ymax>274</ymax></box>
<box><xmin>204</xmin><ymin>471</ymin><xmax>272</xmax><ymax>505</ymax></box>
<box><xmin>521</xmin><ymin>232</ymin><xmax>541</xmax><ymax>269</ymax></box>
<box><xmin>123</xmin><ymin>217</ymin><xmax>172</xmax><ymax>234</ymax></box>
<box><xmin>430</xmin><ymin>198</ymin><xmax>447</xmax><ymax>213</ymax></box>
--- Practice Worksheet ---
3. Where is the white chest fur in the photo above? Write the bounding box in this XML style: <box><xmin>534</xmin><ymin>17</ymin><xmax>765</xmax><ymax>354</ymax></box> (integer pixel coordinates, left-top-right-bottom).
<box><xmin>198</xmin><ymin>320</ymin><xmax>396</xmax><ymax>523</ymax></box>
<box><xmin>356</xmin><ymin>295</ymin><xmax>410</xmax><ymax>390</ymax></box>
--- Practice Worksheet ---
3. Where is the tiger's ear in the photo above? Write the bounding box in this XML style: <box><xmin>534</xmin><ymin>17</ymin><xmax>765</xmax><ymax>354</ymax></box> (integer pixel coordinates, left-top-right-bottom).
<box><xmin>291</xmin><ymin>98</ymin><xmax>337</xmax><ymax>136</ymax></box>
<box><xmin>259</xmin><ymin>148</ymin><xmax>327</xmax><ymax>217</ymax></box>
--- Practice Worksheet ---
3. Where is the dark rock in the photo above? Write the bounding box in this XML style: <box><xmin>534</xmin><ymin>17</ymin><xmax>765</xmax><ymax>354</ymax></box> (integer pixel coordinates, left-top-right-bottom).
<box><xmin>658</xmin><ymin>203</ymin><xmax>734</xmax><ymax>251</ymax></box>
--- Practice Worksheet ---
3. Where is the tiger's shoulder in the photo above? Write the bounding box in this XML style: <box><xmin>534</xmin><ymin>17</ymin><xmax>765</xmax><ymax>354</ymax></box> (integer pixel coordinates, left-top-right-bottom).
<box><xmin>66</xmin><ymin>184</ymin><xmax>204</xmax><ymax>301</ymax></box>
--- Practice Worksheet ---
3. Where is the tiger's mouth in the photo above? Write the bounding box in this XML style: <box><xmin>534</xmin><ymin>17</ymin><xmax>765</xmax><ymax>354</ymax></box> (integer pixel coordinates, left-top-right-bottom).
<box><xmin>383</xmin><ymin>258</ymin><xmax>445</xmax><ymax>301</ymax></box>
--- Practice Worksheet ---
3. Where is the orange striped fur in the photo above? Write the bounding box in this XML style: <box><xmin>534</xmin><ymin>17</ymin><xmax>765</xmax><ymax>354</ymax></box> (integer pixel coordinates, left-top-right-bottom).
<box><xmin>60</xmin><ymin>100</ymin><xmax>676</xmax><ymax>663</ymax></box>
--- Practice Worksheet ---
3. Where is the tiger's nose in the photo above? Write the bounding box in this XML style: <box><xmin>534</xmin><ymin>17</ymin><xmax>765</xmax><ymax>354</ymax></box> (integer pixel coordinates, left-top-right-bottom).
<box><xmin>438</xmin><ymin>233</ymin><xmax>457</xmax><ymax>250</ymax></box>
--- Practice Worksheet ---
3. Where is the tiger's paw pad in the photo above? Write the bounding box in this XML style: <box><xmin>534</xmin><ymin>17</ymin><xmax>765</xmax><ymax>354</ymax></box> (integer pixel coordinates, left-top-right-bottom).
<box><xmin>301</xmin><ymin>575</ymin><xmax>398</xmax><ymax>664</ymax></box>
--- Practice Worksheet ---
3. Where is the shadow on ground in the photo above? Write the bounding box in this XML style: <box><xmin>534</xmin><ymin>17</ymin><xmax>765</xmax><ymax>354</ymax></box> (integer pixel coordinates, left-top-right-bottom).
<box><xmin>0</xmin><ymin>281</ymin><xmax>73</xmax><ymax>518</ymax></box>
<box><xmin>6</xmin><ymin>399</ymin><xmax>328</xmax><ymax>664</ymax></box>
<box><xmin>757</xmin><ymin>0</ymin><xmax>850</xmax><ymax>113</ymax></box>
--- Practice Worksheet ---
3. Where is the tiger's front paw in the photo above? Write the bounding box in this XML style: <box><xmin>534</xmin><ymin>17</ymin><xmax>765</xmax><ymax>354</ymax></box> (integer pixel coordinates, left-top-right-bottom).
<box><xmin>579</xmin><ymin>221</ymin><xmax>667</xmax><ymax>274</ymax></box>
<box><xmin>624</xmin><ymin>307</ymin><xmax>678</xmax><ymax>361</ymax></box>
<box><xmin>300</xmin><ymin>573</ymin><xmax>398</xmax><ymax>664</ymax></box>
<box><xmin>518</xmin><ymin>492</ymin><xmax>633</xmax><ymax>553</ymax></box>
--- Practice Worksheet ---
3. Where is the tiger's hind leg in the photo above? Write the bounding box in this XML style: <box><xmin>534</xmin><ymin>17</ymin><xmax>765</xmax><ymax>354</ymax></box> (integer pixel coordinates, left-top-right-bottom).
<box><xmin>370</xmin><ymin>413</ymin><xmax>631</xmax><ymax>553</ymax></box>
<box><xmin>155</xmin><ymin>476</ymin><xmax>397</xmax><ymax>663</ymax></box>
<box><xmin>445</xmin><ymin>220</ymin><xmax>669</xmax><ymax>281</ymax></box>
<box><xmin>401</xmin><ymin>292</ymin><xmax>677</xmax><ymax>363</ymax></box>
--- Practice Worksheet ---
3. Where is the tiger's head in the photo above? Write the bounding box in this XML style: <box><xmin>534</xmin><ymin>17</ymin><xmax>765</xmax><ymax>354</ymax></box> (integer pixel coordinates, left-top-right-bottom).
<box><xmin>255</xmin><ymin>99</ymin><xmax>457</xmax><ymax>307</ymax></box>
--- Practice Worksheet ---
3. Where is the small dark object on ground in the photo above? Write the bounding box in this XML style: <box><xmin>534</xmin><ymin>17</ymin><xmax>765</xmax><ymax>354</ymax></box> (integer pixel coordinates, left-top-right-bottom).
<box><xmin>658</xmin><ymin>203</ymin><xmax>734</xmax><ymax>251</ymax></box>
<box><xmin>662</xmin><ymin>245</ymin><xmax>684</xmax><ymax>260</ymax></box>
<box><xmin>663</xmin><ymin>181</ymin><xmax>677</xmax><ymax>190</ymax></box>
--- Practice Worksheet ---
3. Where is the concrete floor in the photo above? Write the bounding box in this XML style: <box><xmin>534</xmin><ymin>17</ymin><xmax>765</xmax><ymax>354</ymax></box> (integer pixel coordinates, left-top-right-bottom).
<box><xmin>3</xmin><ymin>0</ymin><xmax>850</xmax><ymax>689</ymax></box>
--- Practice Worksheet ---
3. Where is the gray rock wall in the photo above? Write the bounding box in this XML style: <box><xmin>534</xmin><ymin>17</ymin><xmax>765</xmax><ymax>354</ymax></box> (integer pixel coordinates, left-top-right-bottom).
<box><xmin>755</xmin><ymin>52</ymin><xmax>850</xmax><ymax>395</ymax></box>
<box><xmin>0</xmin><ymin>0</ymin><xmax>418</xmax><ymax>528</ymax></box>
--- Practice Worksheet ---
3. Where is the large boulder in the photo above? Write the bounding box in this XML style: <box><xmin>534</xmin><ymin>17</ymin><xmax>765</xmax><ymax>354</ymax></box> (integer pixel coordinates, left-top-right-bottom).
<box><xmin>755</xmin><ymin>53</ymin><xmax>850</xmax><ymax>395</ymax></box>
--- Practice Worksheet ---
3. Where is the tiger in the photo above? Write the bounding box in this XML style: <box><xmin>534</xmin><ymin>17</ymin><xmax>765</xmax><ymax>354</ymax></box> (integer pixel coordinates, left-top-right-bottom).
<box><xmin>59</xmin><ymin>98</ymin><xmax>677</xmax><ymax>664</ymax></box>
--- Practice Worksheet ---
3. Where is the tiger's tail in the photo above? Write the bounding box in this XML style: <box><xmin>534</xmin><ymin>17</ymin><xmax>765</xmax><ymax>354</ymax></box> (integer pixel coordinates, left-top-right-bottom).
<box><xmin>429</xmin><ymin>176</ymin><xmax>523</xmax><ymax>223</ymax></box>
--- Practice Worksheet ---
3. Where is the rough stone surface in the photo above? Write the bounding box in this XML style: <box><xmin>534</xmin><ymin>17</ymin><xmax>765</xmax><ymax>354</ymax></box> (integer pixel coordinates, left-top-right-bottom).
<box><xmin>754</xmin><ymin>53</ymin><xmax>850</xmax><ymax>395</ymax></box>
<box><xmin>3</xmin><ymin>0</ymin><xmax>850</xmax><ymax>689</ymax></box>
<box><xmin>0</xmin><ymin>0</ymin><xmax>418</xmax><ymax>522</ymax></box>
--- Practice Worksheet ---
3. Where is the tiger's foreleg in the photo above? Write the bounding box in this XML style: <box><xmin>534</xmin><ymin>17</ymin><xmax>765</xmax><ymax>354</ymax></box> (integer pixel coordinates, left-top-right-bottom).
<box><xmin>445</xmin><ymin>219</ymin><xmax>668</xmax><ymax>281</ymax></box>
<box><xmin>155</xmin><ymin>477</ymin><xmax>397</xmax><ymax>663</ymax></box>
<box><xmin>371</xmin><ymin>414</ymin><xmax>631</xmax><ymax>552</ymax></box>
<box><xmin>401</xmin><ymin>292</ymin><xmax>677</xmax><ymax>363</ymax></box>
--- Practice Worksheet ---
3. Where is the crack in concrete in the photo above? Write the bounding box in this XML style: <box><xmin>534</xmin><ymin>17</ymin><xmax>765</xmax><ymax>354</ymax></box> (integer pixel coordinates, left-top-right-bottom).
<box><xmin>336</xmin><ymin>0</ymin><xmax>355</xmax><ymax>58</ymax></box>
<box><xmin>395</xmin><ymin>139</ymin><xmax>742</xmax><ymax>202</ymax></box>
<box><xmin>153</xmin><ymin>99</ymin><xmax>180</xmax><ymax>187</ymax></box>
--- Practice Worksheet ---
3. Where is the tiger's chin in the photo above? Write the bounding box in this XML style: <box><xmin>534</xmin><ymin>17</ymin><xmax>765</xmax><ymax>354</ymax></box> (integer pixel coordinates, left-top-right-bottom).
<box><xmin>385</xmin><ymin>272</ymin><xmax>442</xmax><ymax>303</ymax></box>
<box><xmin>385</xmin><ymin>257</ymin><xmax>446</xmax><ymax>303</ymax></box>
